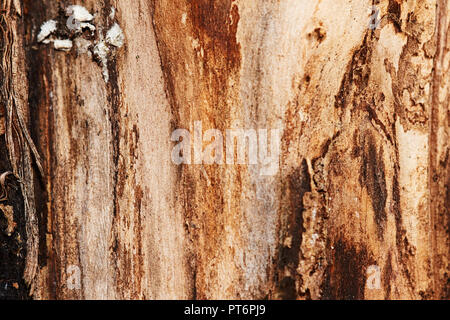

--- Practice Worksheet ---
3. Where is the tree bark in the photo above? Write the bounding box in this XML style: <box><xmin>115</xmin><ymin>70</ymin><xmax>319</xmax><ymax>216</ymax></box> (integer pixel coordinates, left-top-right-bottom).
<box><xmin>0</xmin><ymin>0</ymin><xmax>448</xmax><ymax>300</ymax></box>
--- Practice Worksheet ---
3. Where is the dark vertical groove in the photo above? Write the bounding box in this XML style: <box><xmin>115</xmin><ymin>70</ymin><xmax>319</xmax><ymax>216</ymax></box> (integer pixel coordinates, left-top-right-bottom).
<box><xmin>321</xmin><ymin>239</ymin><xmax>371</xmax><ymax>300</ymax></box>
<box><xmin>0</xmin><ymin>136</ymin><xmax>29</xmax><ymax>299</ymax></box>
<box><xmin>359</xmin><ymin>133</ymin><xmax>387</xmax><ymax>240</ymax></box>
<box><xmin>21</xmin><ymin>0</ymin><xmax>60</xmax><ymax>299</ymax></box>
<box><xmin>276</xmin><ymin>159</ymin><xmax>311</xmax><ymax>299</ymax></box>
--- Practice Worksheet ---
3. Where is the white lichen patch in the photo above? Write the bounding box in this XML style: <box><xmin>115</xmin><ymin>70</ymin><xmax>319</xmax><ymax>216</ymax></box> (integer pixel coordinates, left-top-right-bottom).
<box><xmin>76</xmin><ymin>22</ymin><xmax>96</xmax><ymax>34</ymax></box>
<box><xmin>109</xmin><ymin>7</ymin><xmax>116</xmax><ymax>20</ymax></box>
<box><xmin>93</xmin><ymin>41</ymin><xmax>110</xmax><ymax>82</ymax></box>
<box><xmin>65</xmin><ymin>5</ymin><xmax>96</xmax><ymax>34</ymax></box>
<box><xmin>42</xmin><ymin>38</ymin><xmax>53</xmax><ymax>45</ymax></box>
<box><xmin>54</xmin><ymin>39</ymin><xmax>73</xmax><ymax>51</ymax></box>
<box><xmin>106</xmin><ymin>23</ymin><xmax>124</xmax><ymax>48</ymax></box>
<box><xmin>37</xmin><ymin>20</ymin><xmax>57</xmax><ymax>43</ymax></box>
<box><xmin>74</xmin><ymin>38</ymin><xmax>92</xmax><ymax>56</ymax></box>
<box><xmin>66</xmin><ymin>5</ymin><xmax>94</xmax><ymax>22</ymax></box>
<box><xmin>309</xmin><ymin>233</ymin><xmax>319</xmax><ymax>246</ymax></box>
<box><xmin>37</xmin><ymin>4</ymin><xmax>124</xmax><ymax>83</ymax></box>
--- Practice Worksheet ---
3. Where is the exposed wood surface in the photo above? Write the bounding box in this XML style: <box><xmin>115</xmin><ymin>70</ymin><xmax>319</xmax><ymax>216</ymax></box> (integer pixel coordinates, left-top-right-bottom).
<box><xmin>0</xmin><ymin>0</ymin><xmax>448</xmax><ymax>299</ymax></box>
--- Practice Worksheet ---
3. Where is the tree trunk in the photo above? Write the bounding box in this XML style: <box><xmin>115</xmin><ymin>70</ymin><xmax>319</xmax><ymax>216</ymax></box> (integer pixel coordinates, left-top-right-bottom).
<box><xmin>0</xmin><ymin>0</ymin><xmax>448</xmax><ymax>300</ymax></box>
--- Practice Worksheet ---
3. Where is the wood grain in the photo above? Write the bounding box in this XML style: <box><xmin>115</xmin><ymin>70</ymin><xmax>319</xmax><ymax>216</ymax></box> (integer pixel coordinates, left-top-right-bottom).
<box><xmin>0</xmin><ymin>0</ymin><xmax>448</xmax><ymax>299</ymax></box>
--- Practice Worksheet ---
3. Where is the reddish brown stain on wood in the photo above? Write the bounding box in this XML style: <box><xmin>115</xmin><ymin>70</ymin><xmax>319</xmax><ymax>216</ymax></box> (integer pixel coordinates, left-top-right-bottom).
<box><xmin>321</xmin><ymin>239</ymin><xmax>372</xmax><ymax>300</ymax></box>
<box><xmin>0</xmin><ymin>0</ymin><xmax>448</xmax><ymax>300</ymax></box>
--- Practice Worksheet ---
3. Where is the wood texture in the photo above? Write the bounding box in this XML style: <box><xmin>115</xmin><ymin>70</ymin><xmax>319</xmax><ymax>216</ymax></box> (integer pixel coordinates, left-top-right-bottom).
<box><xmin>0</xmin><ymin>0</ymin><xmax>448</xmax><ymax>299</ymax></box>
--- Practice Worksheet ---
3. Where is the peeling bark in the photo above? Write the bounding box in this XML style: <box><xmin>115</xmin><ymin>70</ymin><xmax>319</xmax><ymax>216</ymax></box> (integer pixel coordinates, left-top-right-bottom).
<box><xmin>0</xmin><ymin>0</ymin><xmax>448</xmax><ymax>300</ymax></box>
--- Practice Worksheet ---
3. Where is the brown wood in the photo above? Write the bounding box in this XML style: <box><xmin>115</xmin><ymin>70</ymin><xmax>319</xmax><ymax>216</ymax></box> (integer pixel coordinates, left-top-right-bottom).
<box><xmin>0</xmin><ymin>0</ymin><xmax>448</xmax><ymax>299</ymax></box>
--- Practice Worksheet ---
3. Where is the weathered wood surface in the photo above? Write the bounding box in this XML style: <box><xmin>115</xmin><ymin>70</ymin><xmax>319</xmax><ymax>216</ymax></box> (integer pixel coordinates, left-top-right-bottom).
<box><xmin>0</xmin><ymin>0</ymin><xmax>448</xmax><ymax>299</ymax></box>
